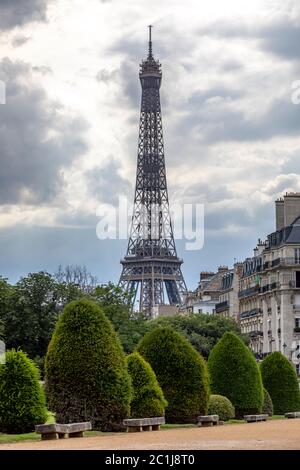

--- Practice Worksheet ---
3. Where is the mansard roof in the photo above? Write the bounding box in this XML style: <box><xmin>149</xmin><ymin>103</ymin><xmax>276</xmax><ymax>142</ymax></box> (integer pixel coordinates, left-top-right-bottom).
<box><xmin>268</xmin><ymin>215</ymin><xmax>300</xmax><ymax>248</ymax></box>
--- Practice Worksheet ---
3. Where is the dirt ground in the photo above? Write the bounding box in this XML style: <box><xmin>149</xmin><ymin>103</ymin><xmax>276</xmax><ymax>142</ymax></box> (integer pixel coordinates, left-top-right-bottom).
<box><xmin>1</xmin><ymin>419</ymin><xmax>300</xmax><ymax>450</ymax></box>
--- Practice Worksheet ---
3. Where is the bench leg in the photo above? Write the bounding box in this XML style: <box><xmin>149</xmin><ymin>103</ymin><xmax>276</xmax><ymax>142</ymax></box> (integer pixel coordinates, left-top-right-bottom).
<box><xmin>70</xmin><ymin>431</ymin><xmax>84</xmax><ymax>438</ymax></box>
<box><xmin>152</xmin><ymin>425</ymin><xmax>160</xmax><ymax>431</ymax></box>
<box><xmin>201</xmin><ymin>422</ymin><xmax>213</xmax><ymax>427</ymax></box>
<box><xmin>58</xmin><ymin>433</ymin><xmax>69</xmax><ymax>439</ymax></box>
<box><xmin>143</xmin><ymin>425</ymin><xmax>152</xmax><ymax>431</ymax></box>
<box><xmin>128</xmin><ymin>426</ymin><xmax>143</xmax><ymax>432</ymax></box>
<box><xmin>213</xmin><ymin>421</ymin><xmax>219</xmax><ymax>426</ymax></box>
<box><xmin>41</xmin><ymin>433</ymin><xmax>59</xmax><ymax>441</ymax></box>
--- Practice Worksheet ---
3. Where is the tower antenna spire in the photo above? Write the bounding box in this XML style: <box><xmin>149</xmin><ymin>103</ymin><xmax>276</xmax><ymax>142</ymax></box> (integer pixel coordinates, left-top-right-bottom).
<box><xmin>148</xmin><ymin>24</ymin><xmax>153</xmax><ymax>58</ymax></box>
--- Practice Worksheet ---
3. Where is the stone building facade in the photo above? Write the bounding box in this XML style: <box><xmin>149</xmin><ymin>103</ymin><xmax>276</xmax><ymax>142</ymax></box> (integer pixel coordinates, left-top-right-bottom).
<box><xmin>215</xmin><ymin>193</ymin><xmax>300</xmax><ymax>375</ymax></box>
<box><xmin>183</xmin><ymin>267</ymin><xmax>229</xmax><ymax>314</ymax></box>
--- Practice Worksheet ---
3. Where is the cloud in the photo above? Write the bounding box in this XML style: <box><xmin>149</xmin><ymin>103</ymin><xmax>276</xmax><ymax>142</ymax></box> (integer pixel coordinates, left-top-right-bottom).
<box><xmin>0</xmin><ymin>0</ymin><xmax>49</xmax><ymax>31</ymax></box>
<box><xmin>198</xmin><ymin>8</ymin><xmax>300</xmax><ymax>62</ymax></box>
<box><xmin>85</xmin><ymin>159</ymin><xmax>132</xmax><ymax>205</ymax></box>
<box><xmin>0</xmin><ymin>58</ymin><xmax>88</xmax><ymax>205</ymax></box>
<box><xmin>11</xmin><ymin>35</ymin><xmax>31</xmax><ymax>48</ymax></box>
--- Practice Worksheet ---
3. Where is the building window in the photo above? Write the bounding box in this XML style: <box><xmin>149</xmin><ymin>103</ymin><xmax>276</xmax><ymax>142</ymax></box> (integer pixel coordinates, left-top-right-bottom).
<box><xmin>296</xmin><ymin>363</ymin><xmax>300</xmax><ymax>376</ymax></box>
<box><xmin>296</xmin><ymin>271</ymin><xmax>300</xmax><ymax>288</ymax></box>
<box><xmin>295</xmin><ymin>318</ymin><xmax>300</xmax><ymax>328</ymax></box>
<box><xmin>198</xmin><ymin>309</ymin><xmax>202</xmax><ymax>314</ymax></box>
<box><xmin>295</xmin><ymin>249</ymin><xmax>300</xmax><ymax>264</ymax></box>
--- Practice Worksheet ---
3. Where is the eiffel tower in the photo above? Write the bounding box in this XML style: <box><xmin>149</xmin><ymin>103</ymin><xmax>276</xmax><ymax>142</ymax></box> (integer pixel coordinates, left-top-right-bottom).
<box><xmin>119</xmin><ymin>26</ymin><xmax>187</xmax><ymax>317</ymax></box>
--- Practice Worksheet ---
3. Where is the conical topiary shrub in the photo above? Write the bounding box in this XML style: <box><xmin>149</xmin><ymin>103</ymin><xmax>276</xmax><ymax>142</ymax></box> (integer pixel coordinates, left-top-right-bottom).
<box><xmin>45</xmin><ymin>299</ymin><xmax>132</xmax><ymax>431</ymax></box>
<box><xmin>0</xmin><ymin>349</ymin><xmax>47</xmax><ymax>433</ymax></box>
<box><xmin>137</xmin><ymin>326</ymin><xmax>209</xmax><ymax>423</ymax></box>
<box><xmin>262</xmin><ymin>387</ymin><xmax>273</xmax><ymax>416</ymax></box>
<box><xmin>208</xmin><ymin>332</ymin><xmax>263</xmax><ymax>418</ymax></box>
<box><xmin>127</xmin><ymin>352</ymin><xmax>167</xmax><ymax>418</ymax></box>
<box><xmin>260</xmin><ymin>352</ymin><xmax>300</xmax><ymax>414</ymax></box>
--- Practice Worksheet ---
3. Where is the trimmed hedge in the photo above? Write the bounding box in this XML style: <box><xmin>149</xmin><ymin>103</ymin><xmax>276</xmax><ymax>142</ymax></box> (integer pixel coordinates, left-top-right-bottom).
<box><xmin>208</xmin><ymin>332</ymin><xmax>263</xmax><ymax>418</ymax></box>
<box><xmin>262</xmin><ymin>388</ymin><xmax>273</xmax><ymax>416</ymax></box>
<box><xmin>137</xmin><ymin>326</ymin><xmax>209</xmax><ymax>423</ymax></box>
<box><xmin>45</xmin><ymin>299</ymin><xmax>132</xmax><ymax>431</ymax></box>
<box><xmin>0</xmin><ymin>349</ymin><xmax>47</xmax><ymax>433</ymax></box>
<box><xmin>127</xmin><ymin>352</ymin><xmax>167</xmax><ymax>418</ymax></box>
<box><xmin>260</xmin><ymin>352</ymin><xmax>300</xmax><ymax>414</ymax></box>
<box><xmin>208</xmin><ymin>394</ymin><xmax>235</xmax><ymax>421</ymax></box>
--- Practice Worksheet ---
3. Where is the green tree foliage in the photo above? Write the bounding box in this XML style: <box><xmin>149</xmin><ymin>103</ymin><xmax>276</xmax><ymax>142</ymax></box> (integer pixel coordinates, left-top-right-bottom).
<box><xmin>262</xmin><ymin>387</ymin><xmax>273</xmax><ymax>416</ymax></box>
<box><xmin>0</xmin><ymin>276</ymin><xmax>14</xmax><ymax>341</ymax></box>
<box><xmin>208</xmin><ymin>332</ymin><xmax>263</xmax><ymax>418</ymax></box>
<box><xmin>260</xmin><ymin>352</ymin><xmax>300</xmax><ymax>414</ymax></box>
<box><xmin>137</xmin><ymin>327</ymin><xmax>210</xmax><ymax>423</ymax></box>
<box><xmin>91</xmin><ymin>282</ymin><xmax>147</xmax><ymax>353</ymax></box>
<box><xmin>45</xmin><ymin>299</ymin><xmax>132</xmax><ymax>431</ymax></box>
<box><xmin>145</xmin><ymin>314</ymin><xmax>245</xmax><ymax>359</ymax></box>
<box><xmin>127</xmin><ymin>352</ymin><xmax>167</xmax><ymax>418</ymax></box>
<box><xmin>2</xmin><ymin>272</ymin><xmax>60</xmax><ymax>358</ymax></box>
<box><xmin>0</xmin><ymin>272</ymin><xmax>83</xmax><ymax>360</ymax></box>
<box><xmin>0</xmin><ymin>349</ymin><xmax>47</xmax><ymax>433</ymax></box>
<box><xmin>208</xmin><ymin>395</ymin><xmax>235</xmax><ymax>421</ymax></box>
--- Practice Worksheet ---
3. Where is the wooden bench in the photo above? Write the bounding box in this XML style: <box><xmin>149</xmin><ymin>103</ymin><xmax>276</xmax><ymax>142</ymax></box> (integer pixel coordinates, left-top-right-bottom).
<box><xmin>244</xmin><ymin>414</ymin><xmax>268</xmax><ymax>423</ymax></box>
<box><xmin>285</xmin><ymin>412</ymin><xmax>300</xmax><ymax>419</ymax></box>
<box><xmin>197</xmin><ymin>415</ymin><xmax>219</xmax><ymax>427</ymax></box>
<box><xmin>123</xmin><ymin>417</ymin><xmax>165</xmax><ymax>432</ymax></box>
<box><xmin>35</xmin><ymin>422</ymin><xmax>92</xmax><ymax>440</ymax></box>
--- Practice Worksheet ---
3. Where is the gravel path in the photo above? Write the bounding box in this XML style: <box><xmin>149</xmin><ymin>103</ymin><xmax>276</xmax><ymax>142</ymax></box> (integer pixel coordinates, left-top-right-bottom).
<box><xmin>1</xmin><ymin>419</ymin><xmax>300</xmax><ymax>450</ymax></box>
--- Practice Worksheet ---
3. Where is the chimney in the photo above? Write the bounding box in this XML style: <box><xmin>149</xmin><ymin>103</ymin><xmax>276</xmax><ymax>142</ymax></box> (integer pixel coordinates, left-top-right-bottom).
<box><xmin>218</xmin><ymin>266</ymin><xmax>229</xmax><ymax>273</ymax></box>
<box><xmin>283</xmin><ymin>193</ymin><xmax>300</xmax><ymax>227</ymax></box>
<box><xmin>275</xmin><ymin>198</ymin><xmax>284</xmax><ymax>231</ymax></box>
<box><xmin>200</xmin><ymin>271</ymin><xmax>214</xmax><ymax>281</ymax></box>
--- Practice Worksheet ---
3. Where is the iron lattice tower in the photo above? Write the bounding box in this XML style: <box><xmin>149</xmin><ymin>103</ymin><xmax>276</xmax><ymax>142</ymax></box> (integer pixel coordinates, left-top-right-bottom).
<box><xmin>119</xmin><ymin>26</ymin><xmax>187</xmax><ymax>317</ymax></box>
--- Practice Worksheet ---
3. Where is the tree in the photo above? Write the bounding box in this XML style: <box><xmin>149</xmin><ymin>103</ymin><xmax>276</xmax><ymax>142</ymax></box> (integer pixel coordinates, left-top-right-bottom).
<box><xmin>144</xmin><ymin>313</ymin><xmax>246</xmax><ymax>359</ymax></box>
<box><xmin>262</xmin><ymin>388</ymin><xmax>273</xmax><ymax>416</ymax></box>
<box><xmin>208</xmin><ymin>332</ymin><xmax>263</xmax><ymax>418</ymax></box>
<box><xmin>2</xmin><ymin>272</ymin><xmax>59</xmax><ymax>358</ymax></box>
<box><xmin>260</xmin><ymin>352</ymin><xmax>300</xmax><ymax>414</ymax></box>
<box><xmin>0</xmin><ymin>349</ymin><xmax>47</xmax><ymax>433</ymax></box>
<box><xmin>127</xmin><ymin>352</ymin><xmax>167</xmax><ymax>418</ymax></box>
<box><xmin>0</xmin><ymin>276</ymin><xmax>14</xmax><ymax>341</ymax></box>
<box><xmin>91</xmin><ymin>282</ymin><xmax>147</xmax><ymax>353</ymax></box>
<box><xmin>55</xmin><ymin>264</ymin><xmax>98</xmax><ymax>294</ymax></box>
<box><xmin>137</xmin><ymin>326</ymin><xmax>210</xmax><ymax>423</ymax></box>
<box><xmin>45</xmin><ymin>299</ymin><xmax>132</xmax><ymax>431</ymax></box>
<box><xmin>208</xmin><ymin>395</ymin><xmax>235</xmax><ymax>421</ymax></box>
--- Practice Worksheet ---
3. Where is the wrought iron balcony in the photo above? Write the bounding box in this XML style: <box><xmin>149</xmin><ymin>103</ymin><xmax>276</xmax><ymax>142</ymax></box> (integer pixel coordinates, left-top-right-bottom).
<box><xmin>215</xmin><ymin>300</ymin><xmax>229</xmax><ymax>313</ymax></box>
<box><xmin>249</xmin><ymin>330</ymin><xmax>263</xmax><ymax>338</ymax></box>
<box><xmin>238</xmin><ymin>285</ymin><xmax>260</xmax><ymax>299</ymax></box>
<box><xmin>240</xmin><ymin>308</ymin><xmax>262</xmax><ymax>319</ymax></box>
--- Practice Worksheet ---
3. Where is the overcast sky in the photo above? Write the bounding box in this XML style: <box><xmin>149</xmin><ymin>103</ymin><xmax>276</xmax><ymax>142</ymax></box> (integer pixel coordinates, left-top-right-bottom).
<box><xmin>0</xmin><ymin>0</ymin><xmax>300</xmax><ymax>288</ymax></box>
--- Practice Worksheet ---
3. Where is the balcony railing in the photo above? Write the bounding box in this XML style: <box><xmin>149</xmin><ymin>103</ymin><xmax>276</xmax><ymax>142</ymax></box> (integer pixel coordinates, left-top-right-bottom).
<box><xmin>238</xmin><ymin>286</ymin><xmax>260</xmax><ymax>299</ymax></box>
<box><xmin>260</xmin><ymin>284</ymin><xmax>270</xmax><ymax>293</ymax></box>
<box><xmin>240</xmin><ymin>308</ymin><xmax>262</xmax><ymax>319</ymax></box>
<box><xmin>294</xmin><ymin>327</ymin><xmax>300</xmax><ymax>333</ymax></box>
<box><xmin>249</xmin><ymin>330</ymin><xmax>263</xmax><ymax>338</ymax></box>
<box><xmin>215</xmin><ymin>300</ymin><xmax>229</xmax><ymax>313</ymax></box>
